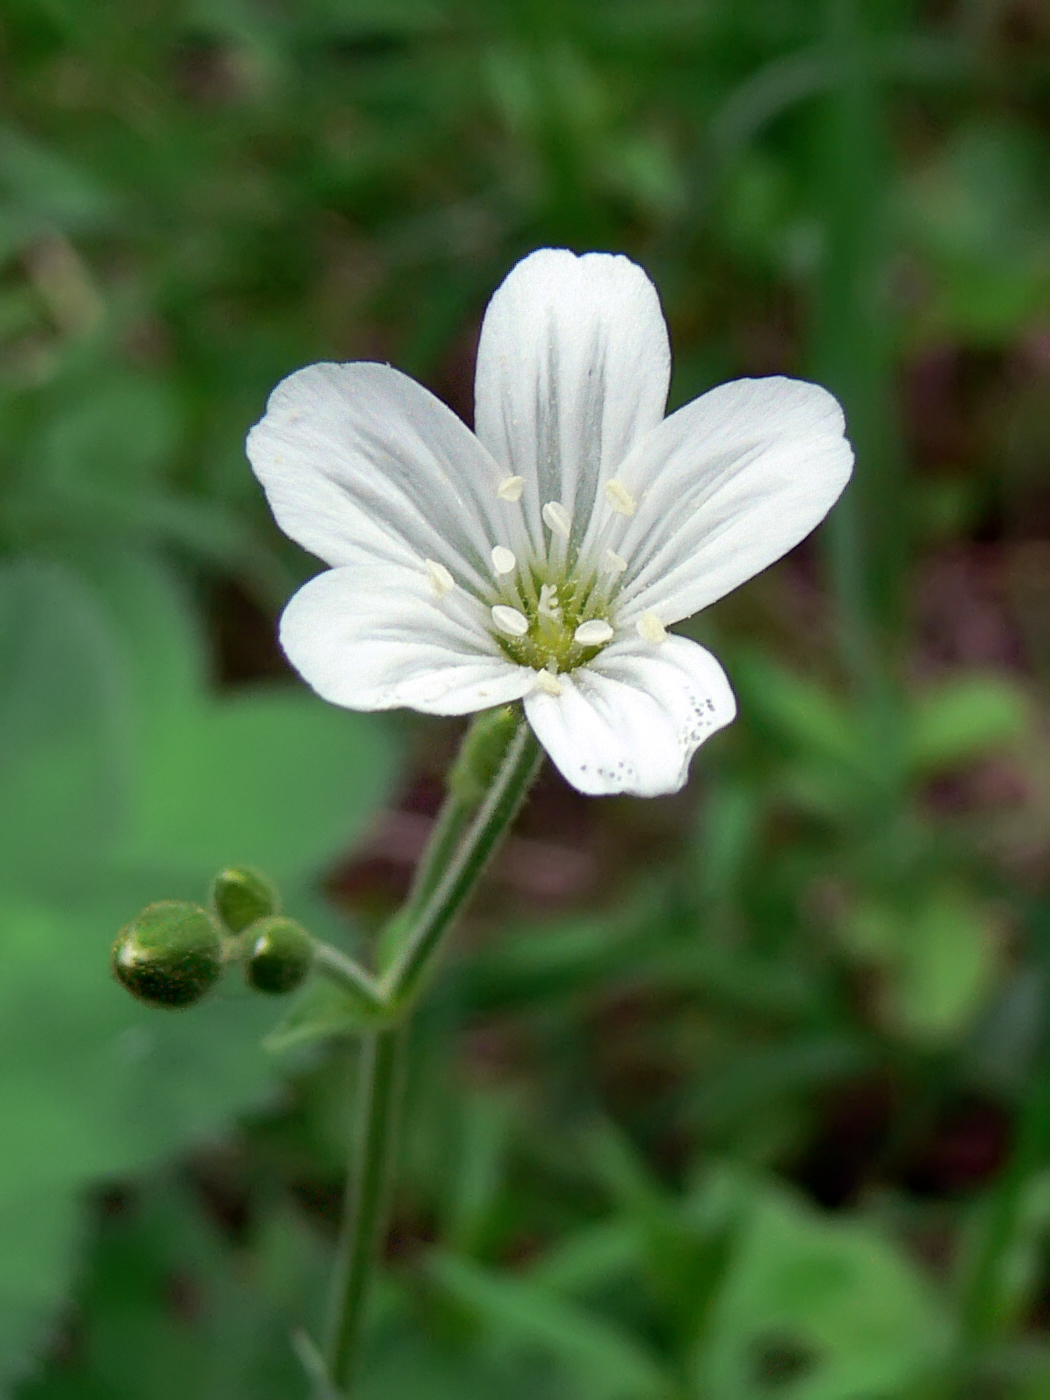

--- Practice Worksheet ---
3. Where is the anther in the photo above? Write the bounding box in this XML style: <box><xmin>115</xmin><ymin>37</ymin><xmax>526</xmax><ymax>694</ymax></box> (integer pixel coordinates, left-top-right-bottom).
<box><xmin>542</xmin><ymin>501</ymin><xmax>572</xmax><ymax>539</ymax></box>
<box><xmin>491</xmin><ymin>604</ymin><xmax>529</xmax><ymax>637</ymax></box>
<box><xmin>425</xmin><ymin>559</ymin><xmax>455</xmax><ymax>597</ymax></box>
<box><xmin>533</xmin><ymin>669</ymin><xmax>564</xmax><ymax>697</ymax></box>
<box><xmin>605</xmin><ymin>480</ymin><xmax>637</xmax><ymax>516</ymax></box>
<box><xmin>636</xmin><ymin>611</ymin><xmax>667</xmax><ymax>643</ymax></box>
<box><xmin>602</xmin><ymin>549</ymin><xmax>628</xmax><ymax>575</ymax></box>
<box><xmin>497</xmin><ymin>475</ymin><xmax>525</xmax><ymax>502</ymax></box>
<box><xmin>490</xmin><ymin>545</ymin><xmax>517</xmax><ymax>576</ymax></box>
<box><xmin>574</xmin><ymin>619</ymin><xmax>614</xmax><ymax>646</ymax></box>
<box><xmin>538</xmin><ymin>583</ymin><xmax>562</xmax><ymax>619</ymax></box>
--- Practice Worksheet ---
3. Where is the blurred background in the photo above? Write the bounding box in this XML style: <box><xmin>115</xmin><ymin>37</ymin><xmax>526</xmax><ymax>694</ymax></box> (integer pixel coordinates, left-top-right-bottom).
<box><xmin>2</xmin><ymin>0</ymin><xmax>1050</xmax><ymax>1395</ymax></box>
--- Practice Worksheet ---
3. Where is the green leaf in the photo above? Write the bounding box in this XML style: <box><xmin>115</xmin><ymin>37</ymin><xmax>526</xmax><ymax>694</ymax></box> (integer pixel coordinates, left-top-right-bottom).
<box><xmin>904</xmin><ymin>119</ymin><xmax>1050</xmax><ymax>341</ymax></box>
<box><xmin>264</xmin><ymin>977</ymin><xmax>396</xmax><ymax>1053</ymax></box>
<box><xmin>72</xmin><ymin>552</ymin><xmax>205</xmax><ymax>723</ymax></box>
<box><xmin>0</xmin><ymin>895</ymin><xmax>275</xmax><ymax>1184</ymax></box>
<box><xmin>0</xmin><ymin>126</ymin><xmax>117</xmax><ymax>256</ymax></box>
<box><xmin>528</xmin><ymin>1221</ymin><xmax>644</xmax><ymax>1299</ymax></box>
<box><xmin>356</xmin><ymin>1325</ymin><xmax>574</xmax><ymax>1400</ymax></box>
<box><xmin>124</xmin><ymin>689</ymin><xmax>397</xmax><ymax>882</ymax></box>
<box><xmin>907</xmin><ymin>675</ymin><xmax>1030</xmax><ymax>774</ymax></box>
<box><xmin>0</xmin><ymin>556</ymin><xmax>401</xmax><ymax>1382</ymax></box>
<box><xmin>0</xmin><ymin>894</ymin><xmax>279</xmax><ymax>1383</ymax></box>
<box><xmin>839</xmin><ymin>886</ymin><xmax>1000</xmax><ymax>1043</ymax></box>
<box><xmin>36</xmin><ymin>374</ymin><xmax>183</xmax><ymax>489</ymax></box>
<box><xmin>0</xmin><ymin>559</ymin><xmax>130</xmax><ymax>890</ymax></box>
<box><xmin>731</xmin><ymin>654</ymin><xmax>873</xmax><ymax>779</ymax></box>
<box><xmin>0</xmin><ymin>1189</ymin><xmax>78</xmax><ymax>1379</ymax></box>
<box><xmin>20</xmin><ymin>1181</ymin><xmax>326</xmax><ymax>1400</ymax></box>
<box><xmin>695</xmin><ymin>1181</ymin><xmax>950</xmax><ymax>1400</ymax></box>
<box><xmin>443</xmin><ymin>1092</ymin><xmax>519</xmax><ymax>1255</ymax></box>
<box><xmin>893</xmin><ymin>887</ymin><xmax>998</xmax><ymax>1043</ymax></box>
<box><xmin>429</xmin><ymin>1253</ymin><xmax>669</xmax><ymax>1400</ymax></box>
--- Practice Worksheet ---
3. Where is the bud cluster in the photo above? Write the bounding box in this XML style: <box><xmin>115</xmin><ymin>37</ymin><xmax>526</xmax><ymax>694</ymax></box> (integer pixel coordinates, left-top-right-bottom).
<box><xmin>112</xmin><ymin>867</ymin><xmax>314</xmax><ymax>1010</ymax></box>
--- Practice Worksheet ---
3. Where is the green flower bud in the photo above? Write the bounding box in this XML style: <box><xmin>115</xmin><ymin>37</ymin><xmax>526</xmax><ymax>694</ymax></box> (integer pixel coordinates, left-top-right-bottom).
<box><xmin>112</xmin><ymin>902</ymin><xmax>224</xmax><ymax>1009</ymax></box>
<box><xmin>245</xmin><ymin>916</ymin><xmax>313</xmax><ymax>996</ymax></box>
<box><xmin>211</xmin><ymin>866</ymin><xmax>279</xmax><ymax>933</ymax></box>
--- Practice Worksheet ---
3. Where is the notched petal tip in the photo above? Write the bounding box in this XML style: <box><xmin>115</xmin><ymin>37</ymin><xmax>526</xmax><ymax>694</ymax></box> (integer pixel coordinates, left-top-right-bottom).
<box><xmin>474</xmin><ymin>246</ymin><xmax>672</xmax><ymax>508</ymax></box>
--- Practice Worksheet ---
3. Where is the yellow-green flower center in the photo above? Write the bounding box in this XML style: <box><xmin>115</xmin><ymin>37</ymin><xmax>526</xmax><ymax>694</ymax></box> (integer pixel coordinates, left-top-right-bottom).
<box><xmin>490</xmin><ymin>566</ymin><xmax>614</xmax><ymax>673</ymax></box>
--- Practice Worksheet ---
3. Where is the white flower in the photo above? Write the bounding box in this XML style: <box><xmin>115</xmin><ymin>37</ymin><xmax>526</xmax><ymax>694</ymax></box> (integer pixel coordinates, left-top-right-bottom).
<box><xmin>247</xmin><ymin>249</ymin><xmax>853</xmax><ymax>798</ymax></box>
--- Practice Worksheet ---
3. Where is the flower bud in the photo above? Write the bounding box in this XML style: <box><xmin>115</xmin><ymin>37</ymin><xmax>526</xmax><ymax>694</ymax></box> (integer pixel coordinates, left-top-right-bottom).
<box><xmin>112</xmin><ymin>902</ymin><xmax>224</xmax><ymax>1008</ymax></box>
<box><xmin>245</xmin><ymin>916</ymin><xmax>313</xmax><ymax>996</ymax></box>
<box><xmin>211</xmin><ymin>866</ymin><xmax>279</xmax><ymax>933</ymax></box>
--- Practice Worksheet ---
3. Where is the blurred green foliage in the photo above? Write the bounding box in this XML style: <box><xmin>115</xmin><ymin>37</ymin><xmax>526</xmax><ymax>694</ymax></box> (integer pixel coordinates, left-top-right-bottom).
<box><xmin>0</xmin><ymin>551</ymin><xmax>399</xmax><ymax>1377</ymax></box>
<box><xmin>1</xmin><ymin>0</ymin><xmax>1050</xmax><ymax>1396</ymax></box>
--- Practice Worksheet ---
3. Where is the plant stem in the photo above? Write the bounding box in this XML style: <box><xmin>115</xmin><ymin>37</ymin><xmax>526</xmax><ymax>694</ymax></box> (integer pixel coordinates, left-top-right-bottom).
<box><xmin>380</xmin><ymin>719</ymin><xmax>543</xmax><ymax>1009</ymax></box>
<box><xmin>312</xmin><ymin>942</ymin><xmax>387</xmax><ymax>1011</ymax></box>
<box><xmin>375</xmin><ymin>706</ymin><xmax>523</xmax><ymax>971</ymax></box>
<box><xmin>322</xmin><ymin>711</ymin><xmax>543</xmax><ymax>1396</ymax></box>
<box><xmin>374</xmin><ymin>787</ymin><xmax>476</xmax><ymax>973</ymax></box>
<box><xmin>325</xmin><ymin>1027</ymin><xmax>406</xmax><ymax>1394</ymax></box>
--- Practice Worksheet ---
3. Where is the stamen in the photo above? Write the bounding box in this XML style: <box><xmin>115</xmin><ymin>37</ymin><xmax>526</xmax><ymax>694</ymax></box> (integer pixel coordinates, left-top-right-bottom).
<box><xmin>491</xmin><ymin>604</ymin><xmax>529</xmax><ymax>637</ymax></box>
<box><xmin>574</xmin><ymin>619</ymin><xmax>614</xmax><ymax>645</ymax></box>
<box><xmin>425</xmin><ymin>559</ymin><xmax>455</xmax><ymax>597</ymax></box>
<box><xmin>542</xmin><ymin>501</ymin><xmax>572</xmax><ymax>540</ymax></box>
<box><xmin>538</xmin><ymin>583</ymin><xmax>562</xmax><ymax>620</ymax></box>
<box><xmin>490</xmin><ymin>545</ymin><xmax>517</xmax><ymax>576</ymax></box>
<box><xmin>533</xmin><ymin>668</ymin><xmax>564</xmax><ymax>697</ymax></box>
<box><xmin>636</xmin><ymin>611</ymin><xmax>667</xmax><ymax>643</ymax></box>
<box><xmin>605</xmin><ymin>480</ymin><xmax>637</xmax><ymax>516</ymax></box>
<box><xmin>602</xmin><ymin>549</ymin><xmax>628</xmax><ymax>575</ymax></box>
<box><xmin>497</xmin><ymin>475</ymin><xmax>525</xmax><ymax>502</ymax></box>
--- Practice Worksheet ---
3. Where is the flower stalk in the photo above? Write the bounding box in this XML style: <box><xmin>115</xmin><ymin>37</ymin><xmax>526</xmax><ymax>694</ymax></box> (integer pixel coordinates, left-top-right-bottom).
<box><xmin>379</xmin><ymin>718</ymin><xmax>542</xmax><ymax>1009</ymax></box>
<box><xmin>321</xmin><ymin>709</ymin><xmax>542</xmax><ymax>1396</ymax></box>
<box><xmin>325</xmin><ymin>1025</ymin><xmax>406</xmax><ymax>1395</ymax></box>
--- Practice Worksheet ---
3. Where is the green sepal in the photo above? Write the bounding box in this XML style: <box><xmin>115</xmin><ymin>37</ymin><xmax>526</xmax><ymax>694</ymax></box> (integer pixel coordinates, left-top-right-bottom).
<box><xmin>245</xmin><ymin>915</ymin><xmax>313</xmax><ymax>996</ymax></box>
<box><xmin>447</xmin><ymin>706</ymin><xmax>520</xmax><ymax>806</ymax></box>
<box><xmin>111</xmin><ymin>901</ymin><xmax>224</xmax><ymax>1009</ymax></box>
<box><xmin>212</xmin><ymin>865</ymin><xmax>280</xmax><ymax>933</ymax></box>
<box><xmin>264</xmin><ymin>977</ymin><xmax>397</xmax><ymax>1053</ymax></box>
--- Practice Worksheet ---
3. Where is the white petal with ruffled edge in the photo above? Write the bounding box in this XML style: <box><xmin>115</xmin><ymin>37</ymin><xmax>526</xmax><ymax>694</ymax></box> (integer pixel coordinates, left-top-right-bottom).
<box><xmin>247</xmin><ymin>362</ymin><xmax>507</xmax><ymax>593</ymax></box>
<box><xmin>280</xmin><ymin>564</ymin><xmax>535</xmax><ymax>715</ymax></box>
<box><xmin>474</xmin><ymin>249</ymin><xmax>670</xmax><ymax>557</ymax></box>
<box><xmin>587</xmin><ymin>377</ymin><xmax>853</xmax><ymax>626</ymax></box>
<box><xmin>523</xmin><ymin>636</ymin><xmax>737</xmax><ymax>797</ymax></box>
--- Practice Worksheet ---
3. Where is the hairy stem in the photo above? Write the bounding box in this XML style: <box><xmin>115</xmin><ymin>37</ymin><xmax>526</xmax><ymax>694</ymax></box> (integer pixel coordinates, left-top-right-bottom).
<box><xmin>312</xmin><ymin>942</ymin><xmax>386</xmax><ymax>1010</ymax></box>
<box><xmin>325</xmin><ymin>1028</ymin><xmax>406</xmax><ymax>1394</ymax></box>
<box><xmin>380</xmin><ymin>719</ymin><xmax>543</xmax><ymax>1009</ymax></box>
<box><xmin>322</xmin><ymin>711</ymin><xmax>542</xmax><ymax>1395</ymax></box>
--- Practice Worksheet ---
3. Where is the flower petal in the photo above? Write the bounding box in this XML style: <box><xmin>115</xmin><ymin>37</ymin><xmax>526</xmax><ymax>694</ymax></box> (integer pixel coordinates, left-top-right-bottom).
<box><xmin>280</xmin><ymin>564</ymin><xmax>534</xmax><ymax>715</ymax></box>
<box><xmin>523</xmin><ymin>636</ymin><xmax>736</xmax><ymax>797</ymax></box>
<box><xmin>247</xmin><ymin>362</ymin><xmax>508</xmax><ymax>596</ymax></box>
<box><xmin>474</xmin><ymin>249</ymin><xmax>670</xmax><ymax>557</ymax></box>
<box><xmin>585</xmin><ymin>377</ymin><xmax>852</xmax><ymax>624</ymax></box>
